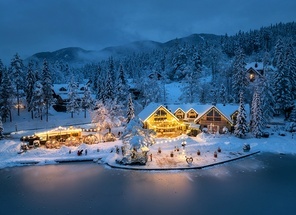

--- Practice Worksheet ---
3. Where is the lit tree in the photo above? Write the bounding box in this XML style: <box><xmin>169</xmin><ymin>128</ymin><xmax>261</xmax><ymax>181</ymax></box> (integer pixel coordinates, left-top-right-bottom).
<box><xmin>10</xmin><ymin>53</ymin><xmax>24</xmax><ymax>116</ymax></box>
<box><xmin>92</xmin><ymin>99</ymin><xmax>123</xmax><ymax>134</ymax></box>
<box><xmin>91</xmin><ymin>101</ymin><xmax>112</xmax><ymax>132</ymax></box>
<box><xmin>120</xmin><ymin>116</ymin><xmax>156</xmax><ymax>164</ymax></box>
<box><xmin>251</xmin><ymin>88</ymin><xmax>263</xmax><ymax>138</ymax></box>
<box><xmin>106</xmin><ymin>98</ymin><xmax>124</xmax><ymax>128</ymax></box>
<box><xmin>234</xmin><ymin>92</ymin><xmax>248</xmax><ymax>138</ymax></box>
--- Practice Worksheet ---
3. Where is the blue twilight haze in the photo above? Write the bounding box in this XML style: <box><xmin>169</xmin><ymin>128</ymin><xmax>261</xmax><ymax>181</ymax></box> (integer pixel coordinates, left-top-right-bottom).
<box><xmin>0</xmin><ymin>0</ymin><xmax>295</xmax><ymax>64</ymax></box>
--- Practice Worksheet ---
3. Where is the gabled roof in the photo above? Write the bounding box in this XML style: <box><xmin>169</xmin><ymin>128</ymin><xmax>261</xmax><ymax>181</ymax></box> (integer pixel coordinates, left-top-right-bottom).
<box><xmin>168</xmin><ymin>104</ymin><xmax>212</xmax><ymax>114</ymax></box>
<box><xmin>138</xmin><ymin>103</ymin><xmax>179</xmax><ymax>122</ymax></box>
<box><xmin>193</xmin><ymin>103</ymin><xmax>250</xmax><ymax>123</ymax></box>
<box><xmin>174</xmin><ymin>107</ymin><xmax>185</xmax><ymax>114</ymax></box>
<box><xmin>194</xmin><ymin>105</ymin><xmax>233</xmax><ymax>123</ymax></box>
<box><xmin>138</xmin><ymin>103</ymin><xmax>250</xmax><ymax>123</ymax></box>
<box><xmin>186</xmin><ymin>108</ymin><xmax>198</xmax><ymax>114</ymax></box>
<box><xmin>245</xmin><ymin>62</ymin><xmax>263</xmax><ymax>71</ymax></box>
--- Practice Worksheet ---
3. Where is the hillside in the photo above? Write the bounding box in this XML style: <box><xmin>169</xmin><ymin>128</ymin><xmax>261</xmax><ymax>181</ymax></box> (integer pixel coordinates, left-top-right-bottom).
<box><xmin>25</xmin><ymin>33</ymin><xmax>221</xmax><ymax>67</ymax></box>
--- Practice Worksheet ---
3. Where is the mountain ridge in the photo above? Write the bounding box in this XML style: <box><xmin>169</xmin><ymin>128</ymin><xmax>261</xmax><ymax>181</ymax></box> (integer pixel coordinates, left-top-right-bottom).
<box><xmin>25</xmin><ymin>33</ymin><xmax>221</xmax><ymax>66</ymax></box>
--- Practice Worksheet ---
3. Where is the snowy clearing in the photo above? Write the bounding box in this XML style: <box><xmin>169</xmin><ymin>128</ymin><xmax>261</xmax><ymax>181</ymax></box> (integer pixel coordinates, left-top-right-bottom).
<box><xmin>1</xmin><ymin>108</ymin><xmax>295</xmax><ymax>170</ymax></box>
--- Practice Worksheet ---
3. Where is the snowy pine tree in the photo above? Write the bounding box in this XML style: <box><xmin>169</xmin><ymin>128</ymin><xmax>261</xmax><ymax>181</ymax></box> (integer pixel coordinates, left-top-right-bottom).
<box><xmin>91</xmin><ymin>101</ymin><xmax>112</xmax><ymax>132</ymax></box>
<box><xmin>106</xmin><ymin>98</ymin><xmax>124</xmax><ymax>128</ymax></box>
<box><xmin>234</xmin><ymin>92</ymin><xmax>248</xmax><ymax>138</ymax></box>
<box><xmin>141</xmin><ymin>71</ymin><xmax>162</xmax><ymax>106</ymax></box>
<box><xmin>25</xmin><ymin>61</ymin><xmax>36</xmax><ymax>115</ymax></box>
<box><xmin>10</xmin><ymin>53</ymin><xmax>24</xmax><ymax>116</ymax></box>
<box><xmin>220</xmin><ymin>84</ymin><xmax>227</xmax><ymax>105</ymax></box>
<box><xmin>251</xmin><ymin>89</ymin><xmax>263</xmax><ymax>138</ymax></box>
<box><xmin>31</xmin><ymin>81</ymin><xmax>44</xmax><ymax>119</ymax></box>
<box><xmin>116</xmin><ymin>64</ymin><xmax>129</xmax><ymax>105</ymax></box>
<box><xmin>103</xmin><ymin>65</ymin><xmax>116</xmax><ymax>103</ymax></box>
<box><xmin>272</xmin><ymin>37</ymin><xmax>294</xmax><ymax>116</ymax></box>
<box><xmin>289</xmin><ymin>108</ymin><xmax>296</xmax><ymax>122</ymax></box>
<box><xmin>259</xmin><ymin>53</ymin><xmax>275</xmax><ymax>125</ymax></box>
<box><xmin>121</xmin><ymin>116</ymin><xmax>155</xmax><ymax>157</ymax></box>
<box><xmin>210</xmin><ymin>82</ymin><xmax>218</xmax><ymax>105</ymax></box>
<box><xmin>181</xmin><ymin>66</ymin><xmax>199</xmax><ymax>103</ymax></box>
<box><xmin>0</xmin><ymin>69</ymin><xmax>14</xmax><ymax>122</ymax></box>
<box><xmin>126</xmin><ymin>93</ymin><xmax>135</xmax><ymax>124</ymax></box>
<box><xmin>0</xmin><ymin>116</ymin><xmax>3</xmax><ymax>137</ymax></box>
<box><xmin>41</xmin><ymin>59</ymin><xmax>54</xmax><ymax>121</ymax></box>
<box><xmin>284</xmin><ymin>38</ymin><xmax>296</xmax><ymax>98</ymax></box>
<box><xmin>95</xmin><ymin>65</ymin><xmax>105</xmax><ymax>101</ymax></box>
<box><xmin>67</xmin><ymin>77</ymin><xmax>80</xmax><ymax>118</ymax></box>
<box><xmin>232</xmin><ymin>48</ymin><xmax>248</xmax><ymax>102</ymax></box>
<box><xmin>0</xmin><ymin>59</ymin><xmax>4</xmax><ymax>85</ymax></box>
<box><xmin>81</xmin><ymin>83</ymin><xmax>94</xmax><ymax>118</ymax></box>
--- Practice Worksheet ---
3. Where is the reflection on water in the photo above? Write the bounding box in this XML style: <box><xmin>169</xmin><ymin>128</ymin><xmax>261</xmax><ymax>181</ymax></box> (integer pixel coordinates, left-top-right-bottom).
<box><xmin>1</xmin><ymin>153</ymin><xmax>296</xmax><ymax>215</ymax></box>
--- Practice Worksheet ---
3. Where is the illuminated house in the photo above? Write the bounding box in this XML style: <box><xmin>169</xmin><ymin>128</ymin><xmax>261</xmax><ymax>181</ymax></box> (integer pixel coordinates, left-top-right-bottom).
<box><xmin>138</xmin><ymin>103</ymin><xmax>249</xmax><ymax>137</ymax></box>
<box><xmin>245</xmin><ymin>62</ymin><xmax>264</xmax><ymax>82</ymax></box>
<box><xmin>245</xmin><ymin>62</ymin><xmax>275</xmax><ymax>82</ymax></box>
<box><xmin>138</xmin><ymin>103</ymin><xmax>186</xmax><ymax>137</ymax></box>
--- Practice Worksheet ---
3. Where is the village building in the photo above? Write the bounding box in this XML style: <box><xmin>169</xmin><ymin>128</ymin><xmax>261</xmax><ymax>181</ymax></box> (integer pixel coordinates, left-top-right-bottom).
<box><xmin>245</xmin><ymin>62</ymin><xmax>264</xmax><ymax>82</ymax></box>
<box><xmin>138</xmin><ymin>103</ymin><xmax>250</xmax><ymax>137</ymax></box>
<box><xmin>245</xmin><ymin>62</ymin><xmax>275</xmax><ymax>82</ymax></box>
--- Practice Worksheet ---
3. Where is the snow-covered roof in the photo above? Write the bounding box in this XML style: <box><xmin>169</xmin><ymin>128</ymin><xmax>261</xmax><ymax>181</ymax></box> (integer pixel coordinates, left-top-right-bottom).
<box><xmin>168</xmin><ymin>104</ymin><xmax>212</xmax><ymax>114</ymax></box>
<box><xmin>138</xmin><ymin>103</ymin><xmax>163</xmax><ymax>121</ymax></box>
<box><xmin>53</xmin><ymin>84</ymin><xmax>86</xmax><ymax>93</ymax></box>
<box><xmin>53</xmin><ymin>84</ymin><xmax>93</xmax><ymax>100</ymax></box>
<box><xmin>245</xmin><ymin>62</ymin><xmax>263</xmax><ymax>71</ymax></box>
<box><xmin>138</xmin><ymin>103</ymin><xmax>180</xmax><ymax>122</ymax></box>
<box><xmin>138</xmin><ymin>103</ymin><xmax>249</xmax><ymax>123</ymax></box>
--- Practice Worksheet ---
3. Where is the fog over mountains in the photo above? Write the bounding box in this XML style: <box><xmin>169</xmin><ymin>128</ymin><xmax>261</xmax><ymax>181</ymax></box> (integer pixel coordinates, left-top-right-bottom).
<box><xmin>26</xmin><ymin>33</ymin><xmax>221</xmax><ymax>66</ymax></box>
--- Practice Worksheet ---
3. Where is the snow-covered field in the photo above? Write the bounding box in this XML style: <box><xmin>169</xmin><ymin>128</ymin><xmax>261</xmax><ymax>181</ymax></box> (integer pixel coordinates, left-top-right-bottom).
<box><xmin>1</xmin><ymin>107</ymin><xmax>296</xmax><ymax>170</ymax></box>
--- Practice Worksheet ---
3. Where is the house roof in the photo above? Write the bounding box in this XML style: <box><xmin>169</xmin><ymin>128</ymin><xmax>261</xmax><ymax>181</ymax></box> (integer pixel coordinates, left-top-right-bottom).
<box><xmin>245</xmin><ymin>62</ymin><xmax>276</xmax><ymax>74</ymax></box>
<box><xmin>194</xmin><ymin>104</ymin><xmax>235</xmax><ymax>123</ymax></box>
<box><xmin>138</xmin><ymin>103</ymin><xmax>250</xmax><ymax>123</ymax></box>
<box><xmin>169</xmin><ymin>104</ymin><xmax>212</xmax><ymax>114</ymax></box>
<box><xmin>245</xmin><ymin>62</ymin><xmax>263</xmax><ymax>71</ymax></box>
<box><xmin>138</xmin><ymin>103</ymin><xmax>179</xmax><ymax>122</ymax></box>
<box><xmin>53</xmin><ymin>84</ymin><xmax>89</xmax><ymax>100</ymax></box>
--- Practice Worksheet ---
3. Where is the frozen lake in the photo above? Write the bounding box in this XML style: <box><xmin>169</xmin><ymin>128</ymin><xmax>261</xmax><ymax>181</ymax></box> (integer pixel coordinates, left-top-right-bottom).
<box><xmin>1</xmin><ymin>153</ymin><xmax>296</xmax><ymax>215</ymax></box>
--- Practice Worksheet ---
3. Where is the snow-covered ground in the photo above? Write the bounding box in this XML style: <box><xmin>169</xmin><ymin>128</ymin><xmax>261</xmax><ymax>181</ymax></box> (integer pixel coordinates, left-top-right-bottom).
<box><xmin>1</xmin><ymin>107</ymin><xmax>296</xmax><ymax>170</ymax></box>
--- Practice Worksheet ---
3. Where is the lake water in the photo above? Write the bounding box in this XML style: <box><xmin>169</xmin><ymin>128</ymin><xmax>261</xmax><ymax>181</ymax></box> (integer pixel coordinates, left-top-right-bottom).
<box><xmin>1</xmin><ymin>153</ymin><xmax>296</xmax><ymax>215</ymax></box>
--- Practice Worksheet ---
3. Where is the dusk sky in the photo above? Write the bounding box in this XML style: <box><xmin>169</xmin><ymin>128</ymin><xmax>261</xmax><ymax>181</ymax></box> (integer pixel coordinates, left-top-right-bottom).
<box><xmin>0</xmin><ymin>0</ymin><xmax>295</xmax><ymax>64</ymax></box>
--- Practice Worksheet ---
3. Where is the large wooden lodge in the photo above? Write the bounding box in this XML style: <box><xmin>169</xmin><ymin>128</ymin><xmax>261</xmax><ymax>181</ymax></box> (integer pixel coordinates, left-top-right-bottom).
<box><xmin>138</xmin><ymin>103</ymin><xmax>250</xmax><ymax>137</ymax></box>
